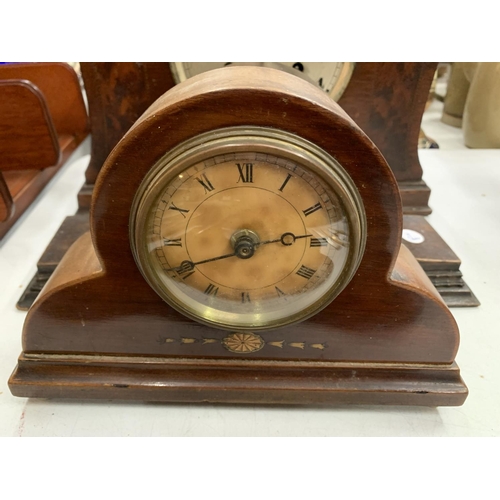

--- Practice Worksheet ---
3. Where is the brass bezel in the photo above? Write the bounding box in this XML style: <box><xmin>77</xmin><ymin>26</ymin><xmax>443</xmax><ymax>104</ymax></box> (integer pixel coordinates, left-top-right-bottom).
<box><xmin>130</xmin><ymin>127</ymin><xmax>367</xmax><ymax>331</ymax></box>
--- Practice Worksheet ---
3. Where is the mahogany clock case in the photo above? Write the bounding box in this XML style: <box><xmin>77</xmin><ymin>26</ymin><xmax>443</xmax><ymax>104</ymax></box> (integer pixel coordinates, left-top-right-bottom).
<box><xmin>9</xmin><ymin>67</ymin><xmax>468</xmax><ymax>406</ymax></box>
<box><xmin>16</xmin><ymin>62</ymin><xmax>478</xmax><ymax>311</ymax></box>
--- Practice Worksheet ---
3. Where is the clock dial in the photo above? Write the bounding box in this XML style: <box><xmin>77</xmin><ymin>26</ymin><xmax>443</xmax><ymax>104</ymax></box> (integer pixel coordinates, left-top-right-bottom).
<box><xmin>170</xmin><ymin>62</ymin><xmax>355</xmax><ymax>101</ymax></box>
<box><xmin>131</xmin><ymin>127</ymin><xmax>365</xmax><ymax>331</ymax></box>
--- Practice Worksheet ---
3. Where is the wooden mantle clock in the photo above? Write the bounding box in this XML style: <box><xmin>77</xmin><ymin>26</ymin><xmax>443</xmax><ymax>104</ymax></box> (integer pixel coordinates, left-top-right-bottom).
<box><xmin>9</xmin><ymin>67</ymin><xmax>468</xmax><ymax>405</ymax></box>
<box><xmin>17</xmin><ymin>62</ymin><xmax>478</xmax><ymax>311</ymax></box>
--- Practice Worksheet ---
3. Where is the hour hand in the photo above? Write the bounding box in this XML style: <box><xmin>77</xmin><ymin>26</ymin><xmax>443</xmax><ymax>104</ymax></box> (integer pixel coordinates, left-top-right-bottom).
<box><xmin>258</xmin><ymin>232</ymin><xmax>313</xmax><ymax>247</ymax></box>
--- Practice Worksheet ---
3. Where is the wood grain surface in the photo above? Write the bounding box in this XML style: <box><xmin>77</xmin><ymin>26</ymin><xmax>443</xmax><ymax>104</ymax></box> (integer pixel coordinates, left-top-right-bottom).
<box><xmin>0</xmin><ymin>63</ymin><xmax>89</xmax><ymax>239</ymax></box>
<box><xmin>338</xmin><ymin>62</ymin><xmax>437</xmax><ymax>183</ymax></box>
<box><xmin>0</xmin><ymin>63</ymin><xmax>88</xmax><ymax>138</ymax></box>
<box><xmin>80</xmin><ymin>62</ymin><xmax>176</xmax><ymax>185</ymax></box>
<box><xmin>0</xmin><ymin>172</ymin><xmax>13</xmax><ymax>222</ymax></box>
<box><xmin>0</xmin><ymin>80</ymin><xmax>60</xmax><ymax>172</ymax></box>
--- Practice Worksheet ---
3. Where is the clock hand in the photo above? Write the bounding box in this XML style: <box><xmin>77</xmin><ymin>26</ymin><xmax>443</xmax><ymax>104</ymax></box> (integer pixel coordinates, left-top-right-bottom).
<box><xmin>258</xmin><ymin>232</ymin><xmax>313</xmax><ymax>247</ymax></box>
<box><xmin>166</xmin><ymin>251</ymin><xmax>237</xmax><ymax>273</ymax></box>
<box><xmin>167</xmin><ymin>232</ymin><xmax>312</xmax><ymax>274</ymax></box>
<box><xmin>169</xmin><ymin>231</ymin><xmax>260</xmax><ymax>273</ymax></box>
<box><xmin>166</xmin><ymin>231</ymin><xmax>257</xmax><ymax>273</ymax></box>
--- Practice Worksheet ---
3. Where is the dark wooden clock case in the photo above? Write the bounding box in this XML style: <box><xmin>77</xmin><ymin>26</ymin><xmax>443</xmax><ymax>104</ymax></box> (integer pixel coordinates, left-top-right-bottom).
<box><xmin>337</xmin><ymin>63</ymin><xmax>477</xmax><ymax>306</ymax></box>
<box><xmin>9</xmin><ymin>67</ymin><xmax>468</xmax><ymax>405</ymax></box>
<box><xmin>17</xmin><ymin>62</ymin><xmax>478</xmax><ymax>310</ymax></box>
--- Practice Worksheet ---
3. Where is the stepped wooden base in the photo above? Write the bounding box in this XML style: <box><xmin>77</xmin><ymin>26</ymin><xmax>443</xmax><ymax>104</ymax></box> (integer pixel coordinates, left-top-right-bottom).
<box><xmin>431</xmin><ymin>279</ymin><xmax>479</xmax><ymax>308</ymax></box>
<box><xmin>17</xmin><ymin>209</ymin><xmax>90</xmax><ymax>310</ymax></box>
<box><xmin>399</xmin><ymin>180</ymin><xmax>432</xmax><ymax>216</ymax></box>
<box><xmin>9</xmin><ymin>353</ymin><xmax>468</xmax><ymax>406</ymax></box>
<box><xmin>402</xmin><ymin>215</ymin><xmax>480</xmax><ymax>307</ymax></box>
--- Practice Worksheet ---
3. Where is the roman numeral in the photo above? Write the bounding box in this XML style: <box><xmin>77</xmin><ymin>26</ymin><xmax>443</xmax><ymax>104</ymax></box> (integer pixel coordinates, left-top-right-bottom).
<box><xmin>177</xmin><ymin>260</ymin><xmax>195</xmax><ymax>280</ymax></box>
<box><xmin>196</xmin><ymin>173</ymin><xmax>215</xmax><ymax>194</ymax></box>
<box><xmin>302</xmin><ymin>203</ymin><xmax>322</xmax><ymax>217</ymax></box>
<box><xmin>236</xmin><ymin>163</ymin><xmax>253</xmax><ymax>183</ymax></box>
<box><xmin>278</xmin><ymin>174</ymin><xmax>292</xmax><ymax>192</ymax></box>
<box><xmin>241</xmin><ymin>292</ymin><xmax>251</xmax><ymax>303</ymax></box>
<box><xmin>296</xmin><ymin>265</ymin><xmax>316</xmax><ymax>279</ymax></box>
<box><xmin>168</xmin><ymin>203</ymin><xmax>189</xmax><ymax>218</ymax></box>
<box><xmin>163</xmin><ymin>238</ymin><xmax>182</xmax><ymax>247</ymax></box>
<box><xmin>275</xmin><ymin>286</ymin><xmax>287</xmax><ymax>298</ymax></box>
<box><xmin>310</xmin><ymin>237</ymin><xmax>328</xmax><ymax>247</ymax></box>
<box><xmin>204</xmin><ymin>283</ymin><xmax>219</xmax><ymax>296</ymax></box>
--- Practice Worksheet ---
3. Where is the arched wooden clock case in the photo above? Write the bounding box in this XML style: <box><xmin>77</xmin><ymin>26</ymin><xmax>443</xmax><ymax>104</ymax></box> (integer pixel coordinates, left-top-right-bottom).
<box><xmin>9</xmin><ymin>67</ymin><xmax>468</xmax><ymax>405</ymax></box>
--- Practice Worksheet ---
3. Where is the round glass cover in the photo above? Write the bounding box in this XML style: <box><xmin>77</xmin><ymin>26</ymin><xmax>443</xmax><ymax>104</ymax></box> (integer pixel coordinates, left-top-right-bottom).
<box><xmin>130</xmin><ymin>128</ymin><xmax>366</xmax><ymax>331</ymax></box>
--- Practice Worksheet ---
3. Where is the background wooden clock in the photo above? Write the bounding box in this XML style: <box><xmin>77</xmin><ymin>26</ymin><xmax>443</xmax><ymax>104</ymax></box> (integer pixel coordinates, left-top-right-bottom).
<box><xmin>169</xmin><ymin>62</ymin><xmax>356</xmax><ymax>102</ymax></box>
<box><xmin>9</xmin><ymin>66</ymin><xmax>467</xmax><ymax>405</ymax></box>
<box><xmin>16</xmin><ymin>62</ymin><xmax>478</xmax><ymax>309</ymax></box>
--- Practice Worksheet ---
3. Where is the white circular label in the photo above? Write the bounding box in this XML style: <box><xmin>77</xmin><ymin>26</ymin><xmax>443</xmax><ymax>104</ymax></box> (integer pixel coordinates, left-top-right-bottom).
<box><xmin>402</xmin><ymin>229</ymin><xmax>425</xmax><ymax>244</ymax></box>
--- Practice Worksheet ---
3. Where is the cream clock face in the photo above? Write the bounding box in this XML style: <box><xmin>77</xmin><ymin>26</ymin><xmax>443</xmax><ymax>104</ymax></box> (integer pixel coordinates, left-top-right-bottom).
<box><xmin>131</xmin><ymin>128</ymin><xmax>366</xmax><ymax>331</ymax></box>
<box><xmin>170</xmin><ymin>62</ymin><xmax>355</xmax><ymax>101</ymax></box>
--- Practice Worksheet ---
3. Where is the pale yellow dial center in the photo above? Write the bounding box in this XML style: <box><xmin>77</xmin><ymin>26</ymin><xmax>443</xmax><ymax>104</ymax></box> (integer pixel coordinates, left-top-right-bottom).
<box><xmin>185</xmin><ymin>186</ymin><xmax>307</xmax><ymax>291</ymax></box>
